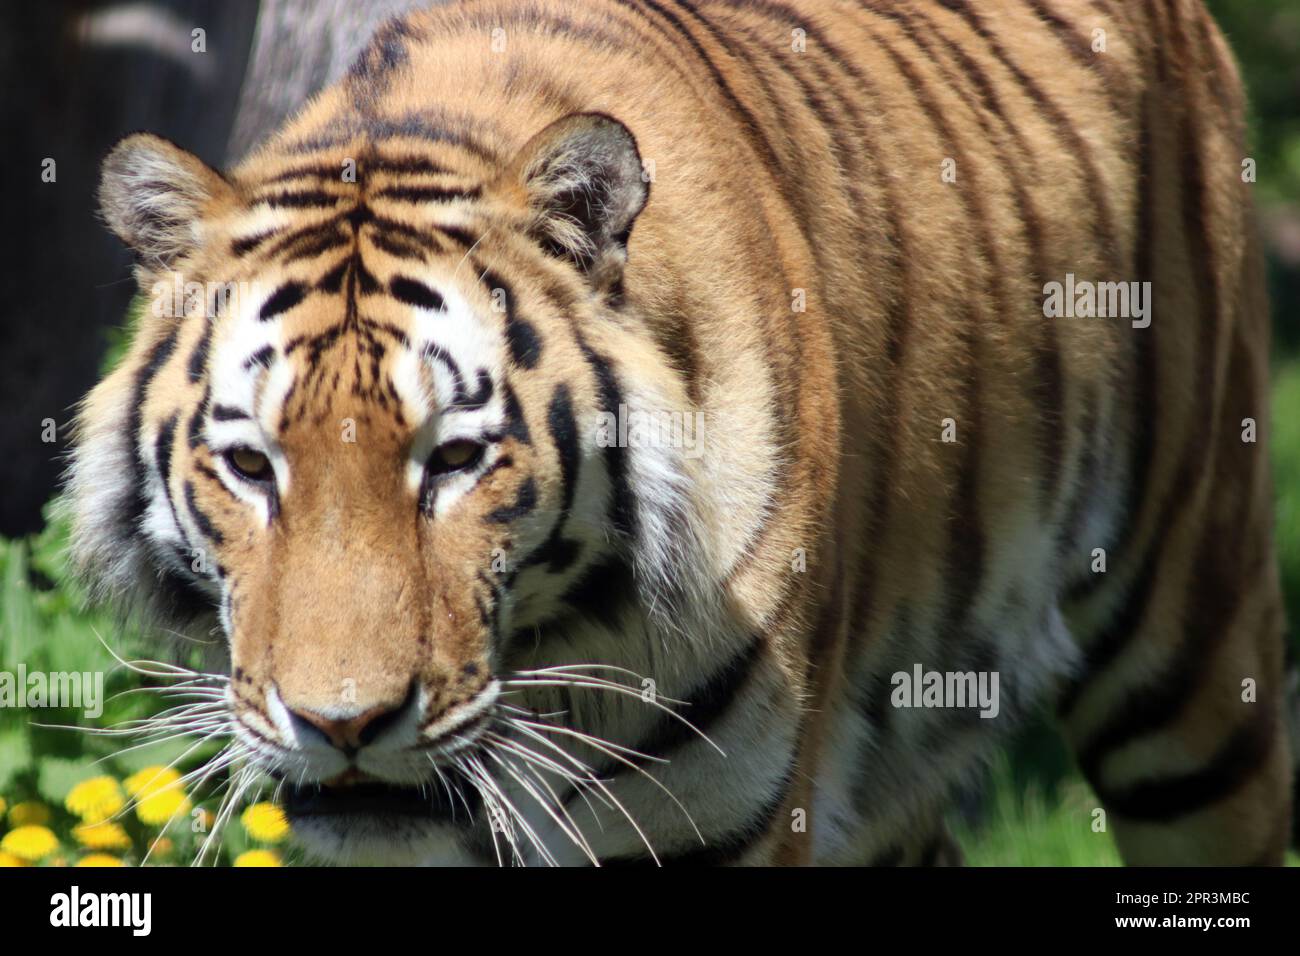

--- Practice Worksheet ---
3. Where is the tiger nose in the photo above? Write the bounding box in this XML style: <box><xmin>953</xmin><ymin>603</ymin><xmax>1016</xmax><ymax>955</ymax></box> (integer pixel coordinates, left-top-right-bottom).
<box><xmin>285</xmin><ymin>683</ymin><xmax>418</xmax><ymax>753</ymax></box>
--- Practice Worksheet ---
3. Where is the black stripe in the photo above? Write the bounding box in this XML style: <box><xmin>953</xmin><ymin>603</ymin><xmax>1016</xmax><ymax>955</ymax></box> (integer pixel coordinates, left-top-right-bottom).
<box><xmin>422</xmin><ymin>342</ymin><xmax>465</xmax><ymax>401</ymax></box>
<box><xmin>452</xmin><ymin>368</ymin><xmax>494</xmax><ymax>409</ymax></box>
<box><xmin>603</xmin><ymin>760</ymin><xmax>793</xmax><ymax>866</ymax></box>
<box><xmin>231</xmin><ymin>231</ymin><xmax>276</xmax><ymax>257</ymax></box>
<box><xmin>435</xmin><ymin>224</ymin><xmax>479</xmax><ymax>248</ymax></box>
<box><xmin>368</xmin><ymin>232</ymin><xmax>426</xmax><ymax>261</ymax></box>
<box><xmin>482</xmin><ymin>270</ymin><xmax>543</xmax><ymax>370</ymax></box>
<box><xmin>557</xmin><ymin>635</ymin><xmax>768</xmax><ymax>822</ymax></box>
<box><xmin>124</xmin><ymin>328</ymin><xmax>181</xmax><ymax>534</ymax></box>
<box><xmin>502</xmin><ymin>382</ymin><xmax>531</xmax><ymax>445</ymax></box>
<box><xmin>474</xmin><ymin>571</ymin><xmax>503</xmax><ymax>642</ymax></box>
<box><xmin>1097</xmin><ymin>712</ymin><xmax>1278</xmax><ymax>821</ymax></box>
<box><xmin>520</xmin><ymin>537</ymin><xmax>581</xmax><ymax>575</ymax></box>
<box><xmin>717</xmin><ymin>0</ymin><xmax>914</xmax><ymax>602</ymax></box>
<box><xmin>256</xmin><ymin>190</ymin><xmax>341</xmax><ymax>210</ymax></box>
<box><xmin>390</xmin><ymin>276</ymin><xmax>445</xmax><ymax>311</ymax></box>
<box><xmin>259</xmin><ymin>282</ymin><xmax>307</xmax><ymax>321</ymax></box>
<box><xmin>547</xmin><ymin>385</ymin><xmax>579</xmax><ymax>516</ymax></box>
<box><xmin>242</xmin><ymin>346</ymin><xmax>276</xmax><ymax>371</ymax></box>
<box><xmin>560</xmin><ymin>559</ymin><xmax>634</xmax><ymax>627</ymax></box>
<box><xmin>187</xmin><ymin>386</ymin><xmax>210</xmax><ymax>450</ymax></box>
<box><xmin>183</xmin><ymin>480</ymin><xmax>224</xmax><ymax>545</ymax></box>
<box><xmin>154</xmin><ymin>568</ymin><xmax>214</xmax><ymax>623</ymax></box>
<box><xmin>317</xmin><ymin>259</ymin><xmax>349</xmax><ymax>294</ymax></box>
<box><xmin>152</xmin><ymin>413</ymin><xmax>199</xmax><ymax>582</ymax></box>
<box><xmin>576</xmin><ymin>339</ymin><xmax>634</xmax><ymax>539</ymax></box>
<box><xmin>354</xmin><ymin>254</ymin><xmax>381</xmax><ymax>295</ymax></box>
<box><xmin>368</xmin><ymin>213</ymin><xmax>443</xmax><ymax>252</ymax></box>
<box><xmin>187</xmin><ymin>322</ymin><xmax>213</xmax><ymax>383</ymax></box>
<box><xmin>283</xmin><ymin>229</ymin><xmax>350</xmax><ymax>264</ymax></box>
<box><xmin>211</xmin><ymin>404</ymin><xmax>250</xmax><ymax>422</ymax></box>
<box><xmin>485</xmin><ymin>477</ymin><xmax>537</xmax><ymax>524</ymax></box>
<box><xmin>260</xmin><ymin>163</ymin><xmax>351</xmax><ymax>185</ymax></box>
<box><xmin>154</xmin><ymin>414</ymin><xmax>178</xmax><ymax>496</ymax></box>
<box><xmin>621</xmin><ymin>637</ymin><xmax>765</xmax><ymax>771</ymax></box>
<box><xmin>374</xmin><ymin>184</ymin><xmax>482</xmax><ymax>203</ymax></box>
<box><xmin>368</xmin><ymin>156</ymin><xmax>454</xmax><ymax>176</ymax></box>
<box><xmin>518</xmin><ymin>385</ymin><xmax>582</xmax><ymax>573</ymax></box>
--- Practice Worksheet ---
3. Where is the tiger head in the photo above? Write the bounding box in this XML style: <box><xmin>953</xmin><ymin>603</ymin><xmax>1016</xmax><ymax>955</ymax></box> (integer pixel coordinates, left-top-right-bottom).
<box><xmin>67</xmin><ymin>112</ymin><xmax>701</xmax><ymax>863</ymax></box>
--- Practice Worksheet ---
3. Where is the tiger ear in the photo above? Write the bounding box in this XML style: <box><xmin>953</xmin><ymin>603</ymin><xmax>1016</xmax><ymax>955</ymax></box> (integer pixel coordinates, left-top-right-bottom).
<box><xmin>500</xmin><ymin>112</ymin><xmax>649</xmax><ymax>288</ymax></box>
<box><xmin>99</xmin><ymin>133</ymin><xmax>232</xmax><ymax>274</ymax></box>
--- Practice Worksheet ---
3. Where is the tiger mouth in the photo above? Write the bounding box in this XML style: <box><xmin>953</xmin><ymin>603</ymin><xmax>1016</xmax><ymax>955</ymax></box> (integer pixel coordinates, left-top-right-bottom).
<box><xmin>283</xmin><ymin>779</ymin><xmax>478</xmax><ymax>822</ymax></box>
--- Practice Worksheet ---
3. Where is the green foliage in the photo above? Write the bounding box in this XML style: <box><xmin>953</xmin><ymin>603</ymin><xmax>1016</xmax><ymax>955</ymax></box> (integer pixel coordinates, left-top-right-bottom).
<box><xmin>1207</xmin><ymin>0</ymin><xmax>1300</xmax><ymax>208</ymax></box>
<box><xmin>0</xmin><ymin>505</ymin><xmax>245</xmax><ymax>865</ymax></box>
<box><xmin>1274</xmin><ymin>362</ymin><xmax>1300</xmax><ymax>640</ymax></box>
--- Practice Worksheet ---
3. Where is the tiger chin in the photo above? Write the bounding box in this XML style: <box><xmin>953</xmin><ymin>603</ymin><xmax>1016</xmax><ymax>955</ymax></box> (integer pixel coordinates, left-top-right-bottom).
<box><xmin>66</xmin><ymin>0</ymin><xmax>1294</xmax><ymax>867</ymax></box>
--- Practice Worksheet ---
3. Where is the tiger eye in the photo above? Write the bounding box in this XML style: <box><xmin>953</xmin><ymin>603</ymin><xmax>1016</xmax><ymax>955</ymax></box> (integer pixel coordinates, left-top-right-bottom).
<box><xmin>227</xmin><ymin>447</ymin><xmax>273</xmax><ymax>482</ymax></box>
<box><xmin>428</xmin><ymin>439</ymin><xmax>484</xmax><ymax>475</ymax></box>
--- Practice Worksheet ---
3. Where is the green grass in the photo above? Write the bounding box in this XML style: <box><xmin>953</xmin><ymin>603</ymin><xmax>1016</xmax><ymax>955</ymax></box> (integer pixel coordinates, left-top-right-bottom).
<box><xmin>955</xmin><ymin>768</ymin><xmax>1123</xmax><ymax>867</ymax></box>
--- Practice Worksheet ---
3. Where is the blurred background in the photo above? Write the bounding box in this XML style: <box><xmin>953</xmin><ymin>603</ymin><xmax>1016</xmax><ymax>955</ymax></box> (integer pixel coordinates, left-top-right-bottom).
<box><xmin>0</xmin><ymin>0</ymin><xmax>1296</xmax><ymax>866</ymax></box>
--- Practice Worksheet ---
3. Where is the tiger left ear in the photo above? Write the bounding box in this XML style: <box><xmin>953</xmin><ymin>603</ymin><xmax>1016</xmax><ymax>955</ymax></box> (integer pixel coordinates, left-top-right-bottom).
<box><xmin>99</xmin><ymin>133</ymin><xmax>233</xmax><ymax>278</ymax></box>
<box><xmin>499</xmin><ymin>112</ymin><xmax>649</xmax><ymax>290</ymax></box>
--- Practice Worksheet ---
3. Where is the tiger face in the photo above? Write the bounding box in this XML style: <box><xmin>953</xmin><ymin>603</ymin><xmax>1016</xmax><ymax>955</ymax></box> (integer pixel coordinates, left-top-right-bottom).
<box><xmin>72</xmin><ymin>114</ymin><xmax>667</xmax><ymax>863</ymax></box>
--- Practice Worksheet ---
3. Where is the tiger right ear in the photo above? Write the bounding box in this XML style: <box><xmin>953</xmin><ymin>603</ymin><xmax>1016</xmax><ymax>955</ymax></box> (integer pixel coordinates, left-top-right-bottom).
<box><xmin>498</xmin><ymin>112</ymin><xmax>649</xmax><ymax>291</ymax></box>
<box><xmin>99</xmin><ymin>133</ymin><xmax>233</xmax><ymax>274</ymax></box>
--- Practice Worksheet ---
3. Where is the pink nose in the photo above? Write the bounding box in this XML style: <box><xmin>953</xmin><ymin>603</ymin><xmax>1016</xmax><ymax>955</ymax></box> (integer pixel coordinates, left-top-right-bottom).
<box><xmin>285</xmin><ymin>684</ymin><xmax>416</xmax><ymax>752</ymax></box>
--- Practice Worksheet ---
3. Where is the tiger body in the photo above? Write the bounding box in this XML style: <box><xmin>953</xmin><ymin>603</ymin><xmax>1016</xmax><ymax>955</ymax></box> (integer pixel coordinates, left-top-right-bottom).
<box><xmin>69</xmin><ymin>0</ymin><xmax>1291</xmax><ymax>866</ymax></box>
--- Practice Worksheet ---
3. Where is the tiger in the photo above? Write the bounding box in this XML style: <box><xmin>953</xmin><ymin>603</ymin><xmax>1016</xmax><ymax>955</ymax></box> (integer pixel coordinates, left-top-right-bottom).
<box><xmin>65</xmin><ymin>0</ymin><xmax>1293</xmax><ymax>866</ymax></box>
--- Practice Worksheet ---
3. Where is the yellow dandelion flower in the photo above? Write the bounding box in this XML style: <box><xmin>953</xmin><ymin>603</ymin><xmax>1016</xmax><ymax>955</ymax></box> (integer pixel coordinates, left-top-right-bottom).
<box><xmin>76</xmin><ymin>854</ymin><xmax>126</xmax><ymax>867</ymax></box>
<box><xmin>0</xmin><ymin>851</ymin><xmax>27</xmax><ymax>867</ymax></box>
<box><xmin>124</xmin><ymin>766</ymin><xmax>181</xmax><ymax>798</ymax></box>
<box><xmin>122</xmin><ymin>766</ymin><xmax>189</xmax><ymax>826</ymax></box>
<box><xmin>241</xmin><ymin>803</ymin><xmax>290</xmax><ymax>844</ymax></box>
<box><xmin>73</xmin><ymin>820</ymin><xmax>133</xmax><ymax>851</ymax></box>
<box><xmin>136</xmin><ymin>788</ymin><xmax>191</xmax><ymax>827</ymax></box>
<box><xmin>233</xmin><ymin>849</ymin><xmax>281</xmax><ymax>867</ymax></box>
<box><xmin>0</xmin><ymin>796</ymin><xmax>6</xmax><ymax>817</ymax></box>
<box><xmin>1</xmin><ymin>825</ymin><xmax>59</xmax><ymax>862</ymax></box>
<box><xmin>65</xmin><ymin>777</ymin><xmax>124</xmax><ymax>823</ymax></box>
<box><xmin>9</xmin><ymin>800</ymin><xmax>52</xmax><ymax>827</ymax></box>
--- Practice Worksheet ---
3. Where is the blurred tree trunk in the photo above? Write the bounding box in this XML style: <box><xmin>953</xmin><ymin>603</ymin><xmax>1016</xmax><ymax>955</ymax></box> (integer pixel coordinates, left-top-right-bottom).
<box><xmin>227</xmin><ymin>0</ymin><xmax>425</xmax><ymax>162</ymax></box>
<box><xmin>0</xmin><ymin>0</ymin><xmax>255</xmax><ymax>536</ymax></box>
